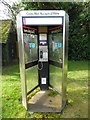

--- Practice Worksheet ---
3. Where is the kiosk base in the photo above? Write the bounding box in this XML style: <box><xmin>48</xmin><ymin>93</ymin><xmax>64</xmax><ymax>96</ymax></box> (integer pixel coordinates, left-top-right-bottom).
<box><xmin>27</xmin><ymin>90</ymin><xmax>65</xmax><ymax>112</ymax></box>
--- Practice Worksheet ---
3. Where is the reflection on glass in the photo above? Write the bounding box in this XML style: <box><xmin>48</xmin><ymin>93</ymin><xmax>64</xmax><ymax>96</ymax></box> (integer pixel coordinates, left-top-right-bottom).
<box><xmin>23</xmin><ymin>33</ymin><xmax>38</xmax><ymax>63</ymax></box>
<box><xmin>26</xmin><ymin>65</ymin><xmax>38</xmax><ymax>93</ymax></box>
<box><xmin>50</xmin><ymin>65</ymin><xmax>62</xmax><ymax>93</ymax></box>
<box><xmin>49</xmin><ymin>33</ymin><xmax>63</xmax><ymax>63</ymax></box>
<box><xmin>49</xmin><ymin>29</ymin><xmax>63</xmax><ymax>92</ymax></box>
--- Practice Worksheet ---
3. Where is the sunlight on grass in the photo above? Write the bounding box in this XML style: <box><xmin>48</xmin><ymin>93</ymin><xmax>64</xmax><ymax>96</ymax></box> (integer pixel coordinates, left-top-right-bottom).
<box><xmin>2</xmin><ymin>61</ymin><xmax>88</xmax><ymax>118</ymax></box>
<box><xmin>61</xmin><ymin>61</ymin><xmax>88</xmax><ymax>118</ymax></box>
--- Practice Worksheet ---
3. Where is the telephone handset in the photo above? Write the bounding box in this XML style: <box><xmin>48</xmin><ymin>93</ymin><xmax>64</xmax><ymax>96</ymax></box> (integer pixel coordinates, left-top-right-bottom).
<box><xmin>40</xmin><ymin>51</ymin><xmax>43</xmax><ymax>59</ymax></box>
<box><xmin>40</xmin><ymin>51</ymin><xmax>48</xmax><ymax>59</ymax></box>
<box><xmin>38</xmin><ymin>51</ymin><xmax>43</xmax><ymax>71</ymax></box>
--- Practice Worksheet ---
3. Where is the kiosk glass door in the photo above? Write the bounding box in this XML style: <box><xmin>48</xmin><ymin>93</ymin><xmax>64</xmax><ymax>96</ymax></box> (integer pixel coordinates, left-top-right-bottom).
<box><xmin>23</xmin><ymin>28</ymin><xmax>38</xmax><ymax>93</ymax></box>
<box><xmin>49</xmin><ymin>26</ymin><xmax>63</xmax><ymax>93</ymax></box>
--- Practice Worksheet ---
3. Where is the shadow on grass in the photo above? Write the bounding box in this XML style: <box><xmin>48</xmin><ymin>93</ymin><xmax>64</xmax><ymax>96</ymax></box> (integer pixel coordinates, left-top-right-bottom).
<box><xmin>2</xmin><ymin>61</ymin><xmax>88</xmax><ymax>76</ymax></box>
<box><xmin>68</xmin><ymin>61</ymin><xmax>88</xmax><ymax>71</ymax></box>
<box><xmin>2</xmin><ymin>64</ymin><xmax>20</xmax><ymax>75</ymax></box>
<box><xmin>67</xmin><ymin>78</ymin><xmax>88</xmax><ymax>85</ymax></box>
<box><xmin>2</xmin><ymin>64</ymin><xmax>20</xmax><ymax>82</ymax></box>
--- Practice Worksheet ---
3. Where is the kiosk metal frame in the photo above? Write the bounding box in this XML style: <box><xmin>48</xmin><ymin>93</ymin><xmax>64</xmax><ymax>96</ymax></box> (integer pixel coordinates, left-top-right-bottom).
<box><xmin>17</xmin><ymin>10</ymin><xmax>69</xmax><ymax>112</ymax></box>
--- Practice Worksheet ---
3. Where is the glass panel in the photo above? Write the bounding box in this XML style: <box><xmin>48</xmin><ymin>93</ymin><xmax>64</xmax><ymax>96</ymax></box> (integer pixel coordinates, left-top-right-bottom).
<box><xmin>23</xmin><ymin>33</ymin><xmax>38</xmax><ymax>64</ymax></box>
<box><xmin>49</xmin><ymin>27</ymin><xmax>63</xmax><ymax>63</ymax></box>
<box><xmin>26</xmin><ymin>65</ymin><xmax>38</xmax><ymax>93</ymax></box>
<box><xmin>49</xmin><ymin>26</ymin><xmax>63</xmax><ymax>92</ymax></box>
<box><xmin>50</xmin><ymin>65</ymin><xmax>62</xmax><ymax>92</ymax></box>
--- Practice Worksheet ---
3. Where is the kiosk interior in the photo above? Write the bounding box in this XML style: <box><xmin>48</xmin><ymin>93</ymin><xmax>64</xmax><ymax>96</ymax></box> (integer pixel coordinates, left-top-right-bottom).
<box><xmin>17</xmin><ymin>10</ymin><xmax>69</xmax><ymax>112</ymax></box>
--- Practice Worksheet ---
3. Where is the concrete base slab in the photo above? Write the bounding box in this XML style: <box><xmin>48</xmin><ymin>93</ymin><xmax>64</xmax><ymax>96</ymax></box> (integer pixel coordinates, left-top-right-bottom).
<box><xmin>28</xmin><ymin>90</ymin><xmax>62</xmax><ymax>112</ymax></box>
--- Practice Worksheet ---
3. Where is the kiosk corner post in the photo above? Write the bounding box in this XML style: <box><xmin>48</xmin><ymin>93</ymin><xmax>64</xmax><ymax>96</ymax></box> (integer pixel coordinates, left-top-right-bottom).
<box><xmin>16</xmin><ymin>13</ymin><xmax>27</xmax><ymax>109</ymax></box>
<box><xmin>62</xmin><ymin>12</ymin><xmax>69</xmax><ymax>108</ymax></box>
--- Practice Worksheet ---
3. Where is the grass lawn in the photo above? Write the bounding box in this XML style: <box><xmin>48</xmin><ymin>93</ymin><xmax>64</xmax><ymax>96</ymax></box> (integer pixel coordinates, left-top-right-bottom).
<box><xmin>2</xmin><ymin>61</ymin><xmax>88</xmax><ymax>118</ymax></box>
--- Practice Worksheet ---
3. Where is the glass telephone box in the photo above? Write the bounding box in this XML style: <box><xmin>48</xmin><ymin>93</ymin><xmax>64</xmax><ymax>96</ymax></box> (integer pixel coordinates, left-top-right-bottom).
<box><xmin>17</xmin><ymin>10</ymin><xmax>69</xmax><ymax>112</ymax></box>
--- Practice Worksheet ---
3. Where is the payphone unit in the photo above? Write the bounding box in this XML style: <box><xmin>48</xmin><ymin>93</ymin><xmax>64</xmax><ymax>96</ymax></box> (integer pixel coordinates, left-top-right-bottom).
<box><xmin>38</xmin><ymin>27</ymin><xmax>49</xmax><ymax>90</ymax></box>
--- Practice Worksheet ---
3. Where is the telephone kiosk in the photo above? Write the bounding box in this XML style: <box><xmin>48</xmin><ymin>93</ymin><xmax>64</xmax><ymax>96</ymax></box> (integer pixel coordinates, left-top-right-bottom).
<box><xmin>17</xmin><ymin>10</ymin><xmax>69</xmax><ymax>112</ymax></box>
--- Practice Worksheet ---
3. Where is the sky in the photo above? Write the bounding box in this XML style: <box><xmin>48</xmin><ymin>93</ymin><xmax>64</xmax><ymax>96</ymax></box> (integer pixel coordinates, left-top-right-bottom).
<box><xmin>0</xmin><ymin>0</ymin><xmax>21</xmax><ymax>20</ymax></box>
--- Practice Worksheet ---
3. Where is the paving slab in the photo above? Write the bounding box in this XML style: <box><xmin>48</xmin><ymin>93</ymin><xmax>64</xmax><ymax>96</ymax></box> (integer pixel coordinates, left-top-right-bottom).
<box><xmin>28</xmin><ymin>90</ymin><xmax>62</xmax><ymax>112</ymax></box>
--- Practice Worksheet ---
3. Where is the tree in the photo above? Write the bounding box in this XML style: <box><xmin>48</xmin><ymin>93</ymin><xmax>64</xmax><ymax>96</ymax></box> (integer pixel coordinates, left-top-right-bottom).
<box><xmin>23</xmin><ymin>2</ymin><xmax>89</xmax><ymax>60</ymax></box>
<box><xmin>1</xmin><ymin>1</ymin><xmax>89</xmax><ymax>60</ymax></box>
<box><xmin>1</xmin><ymin>0</ymin><xmax>24</xmax><ymax>27</ymax></box>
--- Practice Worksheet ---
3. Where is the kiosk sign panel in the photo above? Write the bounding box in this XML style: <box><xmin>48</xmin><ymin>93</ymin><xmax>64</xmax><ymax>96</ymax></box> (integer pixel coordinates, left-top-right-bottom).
<box><xmin>23</xmin><ymin>17</ymin><xmax>62</xmax><ymax>25</ymax></box>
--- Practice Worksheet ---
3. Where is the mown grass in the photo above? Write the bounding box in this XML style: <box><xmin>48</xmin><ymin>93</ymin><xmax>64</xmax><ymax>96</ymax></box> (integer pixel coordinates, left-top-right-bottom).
<box><xmin>2</xmin><ymin>61</ymin><xmax>88</xmax><ymax>118</ymax></box>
